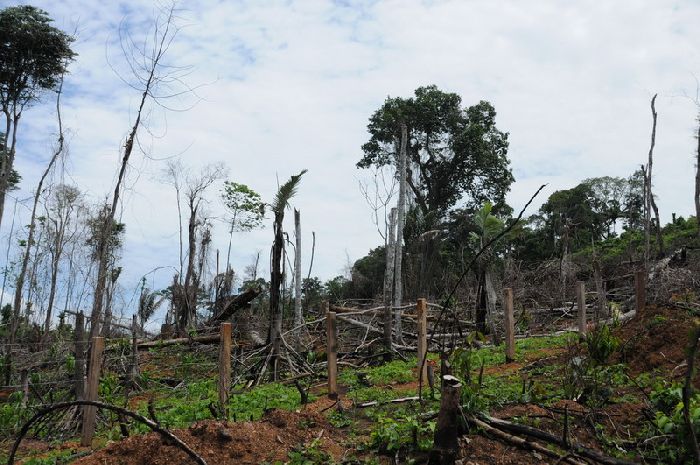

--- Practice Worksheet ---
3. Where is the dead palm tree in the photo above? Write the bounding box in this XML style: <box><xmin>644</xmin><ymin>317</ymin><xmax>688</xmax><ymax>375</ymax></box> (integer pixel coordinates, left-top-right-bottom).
<box><xmin>269</xmin><ymin>169</ymin><xmax>307</xmax><ymax>379</ymax></box>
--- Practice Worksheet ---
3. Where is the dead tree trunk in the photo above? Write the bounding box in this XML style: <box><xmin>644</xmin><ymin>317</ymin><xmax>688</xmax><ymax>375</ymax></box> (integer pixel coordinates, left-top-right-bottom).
<box><xmin>383</xmin><ymin>207</ymin><xmax>397</xmax><ymax>360</ymax></box>
<box><xmin>269</xmin><ymin>213</ymin><xmax>284</xmax><ymax>379</ymax></box>
<box><xmin>393</xmin><ymin>123</ymin><xmax>407</xmax><ymax>342</ymax></box>
<box><xmin>90</xmin><ymin>6</ymin><xmax>181</xmax><ymax>340</ymax></box>
<box><xmin>644</xmin><ymin>94</ymin><xmax>663</xmax><ymax>263</ymax></box>
<box><xmin>484</xmin><ymin>268</ymin><xmax>500</xmax><ymax>345</ymax></box>
<box><xmin>695</xmin><ymin>115</ymin><xmax>700</xmax><ymax>238</ymax></box>
<box><xmin>593</xmin><ymin>257</ymin><xmax>607</xmax><ymax>321</ymax></box>
<box><xmin>428</xmin><ymin>375</ymin><xmax>462</xmax><ymax>465</ymax></box>
<box><xmin>293</xmin><ymin>209</ymin><xmax>302</xmax><ymax>331</ymax></box>
<box><xmin>178</xmin><ymin>193</ymin><xmax>200</xmax><ymax>334</ymax></box>
<box><xmin>12</xmin><ymin>78</ymin><xmax>65</xmax><ymax>344</ymax></box>
<box><xmin>268</xmin><ymin>170</ymin><xmax>306</xmax><ymax>380</ymax></box>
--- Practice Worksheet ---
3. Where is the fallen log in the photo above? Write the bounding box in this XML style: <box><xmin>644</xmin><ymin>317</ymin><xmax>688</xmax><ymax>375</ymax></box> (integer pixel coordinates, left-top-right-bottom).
<box><xmin>479</xmin><ymin>414</ymin><xmax>639</xmax><ymax>465</ymax></box>
<box><xmin>136</xmin><ymin>333</ymin><xmax>246</xmax><ymax>349</ymax></box>
<box><xmin>335</xmin><ymin>314</ymin><xmax>417</xmax><ymax>340</ymax></box>
<box><xmin>209</xmin><ymin>286</ymin><xmax>262</xmax><ymax>324</ymax></box>
<box><xmin>470</xmin><ymin>416</ymin><xmax>586</xmax><ymax>465</ymax></box>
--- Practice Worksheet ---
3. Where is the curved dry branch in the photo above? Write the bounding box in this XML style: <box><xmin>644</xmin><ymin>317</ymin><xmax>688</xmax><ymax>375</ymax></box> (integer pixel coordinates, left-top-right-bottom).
<box><xmin>7</xmin><ymin>400</ymin><xmax>207</xmax><ymax>465</ymax></box>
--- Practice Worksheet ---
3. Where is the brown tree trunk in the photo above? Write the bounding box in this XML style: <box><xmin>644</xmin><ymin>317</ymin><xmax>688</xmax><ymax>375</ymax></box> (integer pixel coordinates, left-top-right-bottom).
<box><xmin>644</xmin><ymin>94</ymin><xmax>663</xmax><ymax>263</ymax></box>
<box><xmin>269</xmin><ymin>213</ymin><xmax>284</xmax><ymax>380</ymax></box>
<box><xmin>428</xmin><ymin>375</ymin><xmax>462</xmax><ymax>465</ymax></box>
<box><xmin>181</xmin><ymin>200</ymin><xmax>198</xmax><ymax>333</ymax></box>
<box><xmin>293</xmin><ymin>209</ymin><xmax>302</xmax><ymax>331</ymax></box>
<box><xmin>0</xmin><ymin>108</ymin><xmax>19</xmax><ymax>231</ymax></box>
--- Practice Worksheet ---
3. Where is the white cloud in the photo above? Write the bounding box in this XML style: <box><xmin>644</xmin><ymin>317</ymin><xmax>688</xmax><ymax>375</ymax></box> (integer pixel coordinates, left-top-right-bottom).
<box><xmin>4</xmin><ymin>0</ymin><xmax>700</xmax><ymax>314</ymax></box>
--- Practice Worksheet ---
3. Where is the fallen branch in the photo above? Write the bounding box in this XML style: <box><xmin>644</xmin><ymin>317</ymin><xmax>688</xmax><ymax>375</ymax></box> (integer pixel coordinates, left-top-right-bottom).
<box><xmin>470</xmin><ymin>416</ymin><xmax>586</xmax><ymax>465</ymax></box>
<box><xmin>479</xmin><ymin>414</ymin><xmax>639</xmax><ymax>465</ymax></box>
<box><xmin>355</xmin><ymin>396</ymin><xmax>419</xmax><ymax>408</ymax></box>
<box><xmin>209</xmin><ymin>286</ymin><xmax>262</xmax><ymax>324</ymax></box>
<box><xmin>135</xmin><ymin>333</ymin><xmax>250</xmax><ymax>349</ymax></box>
<box><xmin>6</xmin><ymin>400</ymin><xmax>207</xmax><ymax>465</ymax></box>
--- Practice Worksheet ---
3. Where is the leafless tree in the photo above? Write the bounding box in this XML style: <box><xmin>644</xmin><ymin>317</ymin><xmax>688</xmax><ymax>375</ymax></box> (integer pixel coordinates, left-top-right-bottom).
<box><xmin>41</xmin><ymin>184</ymin><xmax>81</xmax><ymax>335</ymax></box>
<box><xmin>90</xmin><ymin>4</ymin><xmax>196</xmax><ymax>339</ymax></box>
<box><xmin>176</xmin><ymin>162</ymin><xmax>226</xmax><ymax>332</ymax></box>
<box><xmin>643</xmin><ymin>94</ymin><xmax>664</xmax><ymax>266</ymax></box>
<box><xmin>10</xmin><ymin>76</ymin><xmax>66</xmax><ymax>348</ymax></box>
<box><xmin>162</xmin><ymin>159</ymin><xmax>186</xmax><ymax>282</ymax></box>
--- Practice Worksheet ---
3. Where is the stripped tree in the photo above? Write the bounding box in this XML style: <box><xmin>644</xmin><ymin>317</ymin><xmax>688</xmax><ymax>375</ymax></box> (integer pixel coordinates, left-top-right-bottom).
<box><xmin>90</xmin><ymin>4</ymin><xmax>194</xmax><ymax>339</ymax></box>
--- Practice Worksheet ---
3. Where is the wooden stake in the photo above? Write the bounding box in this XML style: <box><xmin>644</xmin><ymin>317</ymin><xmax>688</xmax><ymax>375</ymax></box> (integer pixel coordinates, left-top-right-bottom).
<box><xmin>503</xmin><ymin>288</ymin><xmax>515</xmax><ymax>363</ymax></box>
<box><xmin>635</xmin><ymin>270</ymin><xmax>646</xmax><ymax>314</ymax></box>
<box><xmin>577</xmin><ymin>281</ymin><xmax>587</xmax><ymax>337</ymax></box>
<box><xmin>81</xmin><ymin>336</ymin><xmax>104</xmax><ymax>447</ymax></box>
<box><xmin>74</xmin><ymin>311</ymin><xmax>85</xmax><ymax>401</ymax></box>
<box><xmin>325</xmin><ymin>302</ymin><xmax>338</xmax><ymax>399</ymax></box>
<box><xmin>20</xmin><ymin>369</ymin><xmax>28</xmax><ymax>408</ymax></box>
<box><xmin>218</xmin><ymin>322</ymin><xmax>232</xmax><ymax>418</ymax></box>
<box><xmin>417</xmin><ymin>298</ymin><xmax>428</xmax><ymax>383</ymax></box>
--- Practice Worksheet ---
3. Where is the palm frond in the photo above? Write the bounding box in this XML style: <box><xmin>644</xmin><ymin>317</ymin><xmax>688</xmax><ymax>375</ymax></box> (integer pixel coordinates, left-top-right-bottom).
<box><xmin>272</xmin><ymin>169</ymin><xmax>307</xmax><ymax>215</ymax></box>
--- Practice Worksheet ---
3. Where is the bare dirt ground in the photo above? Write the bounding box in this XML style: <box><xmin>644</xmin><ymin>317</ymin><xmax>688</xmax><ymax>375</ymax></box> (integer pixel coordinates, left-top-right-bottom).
<box><xmin>70</xmin><ymin>410</ymin><xmax>345</xmax><ymax>465</ymax></box>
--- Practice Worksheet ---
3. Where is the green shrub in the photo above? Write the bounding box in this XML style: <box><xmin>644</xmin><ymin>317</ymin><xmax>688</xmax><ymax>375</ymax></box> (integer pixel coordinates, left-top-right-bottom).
<box><xmin>586</xmin><ymin>324</ymin><xmax>619</xmax><ymax>364</ymax></box>
<box><xmin>646</xmin><ymin>384</ymin><xmax>700</xmax><ymax>464</ymax></box>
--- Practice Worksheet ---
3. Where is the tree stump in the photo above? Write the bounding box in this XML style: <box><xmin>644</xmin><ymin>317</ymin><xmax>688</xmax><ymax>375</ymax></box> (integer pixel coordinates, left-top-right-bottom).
<box><xmin>428</xmin><ymin>374</ymin><xmax>462</xmax><ymax>465</ymax></box>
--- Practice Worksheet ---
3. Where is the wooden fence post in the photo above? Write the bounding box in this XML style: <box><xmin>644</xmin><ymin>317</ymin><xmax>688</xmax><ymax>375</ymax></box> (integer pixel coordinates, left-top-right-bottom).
<box><xmin>218</xmin><ymin>322</ymin><xmax>232</xmax><ymax>417</ymax></box>
<box><xmin>503</xmin><ymin>288</ymin><xmax>515</xmax><ymax>363</ymax></box>
<box><xmin>635</xmin><ymin>270</ymin><xmax>646</xmax><ymax>314</ymax></box>
<box><xmin>81</xmin><ymin>336</ymin><xmax>104</xmax><ymax>447</ymax></box>
<box><xmin>20</xmin><ymin>369</ymin><xmax>28</xmax><ymax>408</ymax></box>
<box><xmin>324</xmin><ymin>301</ymin><xmax>337</xmax><ymax>399</ymax></box>
<box><xmin>74</xmin><ymin>311</ymin><xmax>85</xmax><ymax>401</ymax></box>
<box><xmin>577</xmin><ymin>281</ymin><xmax>587</xmax><ymax>337</ymax></box>
<box><xmin>417</xmin><ymin>298</ymin><xmax>428</xmax><ymax>383</ymax></box>
<box><xmin>130</xmin><ymin>314</ymin><xmax>139</xmax><ymax>384</ymax></box>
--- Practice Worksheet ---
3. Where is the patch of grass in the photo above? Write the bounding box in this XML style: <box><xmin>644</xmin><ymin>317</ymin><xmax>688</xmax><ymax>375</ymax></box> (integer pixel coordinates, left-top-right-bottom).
<box><xmin>126</xmin><ymin>380</ymin><xmax>309</xmax><ymax>434</ymax></box>
<box><xmin>339</xmin><ymin>358</ymin><xmax>416</xmax><ymax>389</ymax></box>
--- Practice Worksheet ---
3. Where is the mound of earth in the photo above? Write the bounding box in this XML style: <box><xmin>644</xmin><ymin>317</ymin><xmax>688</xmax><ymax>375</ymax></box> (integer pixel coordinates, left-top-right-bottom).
<box><xmin>72</xmin><ymin>409</ymin><xmax>344</xmax><ymax>465</ymax></box>
<box><xmin>614</xmin><ymin>305</ymin><xmax>696</xmax><ymax>383</ymax></box>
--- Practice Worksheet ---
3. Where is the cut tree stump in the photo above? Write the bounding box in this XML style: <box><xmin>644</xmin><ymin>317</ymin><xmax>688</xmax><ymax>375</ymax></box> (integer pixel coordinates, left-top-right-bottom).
<box><xmin>428</xmin><ymin>374</ymin><xmax>462</xmax><ymax>465</ymax></box>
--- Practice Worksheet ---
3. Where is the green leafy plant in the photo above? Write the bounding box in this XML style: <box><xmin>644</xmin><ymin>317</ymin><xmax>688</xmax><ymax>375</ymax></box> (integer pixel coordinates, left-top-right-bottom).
<box><xmin>283</xmin><ymin>438</ymin><xmax>334</xmax><ymax>465</ymax></box>
<box><xmin>646</xmin><ymin>384</ymin><xmax>700</xmax><ymax>464</ymax></box>
<box><xmin>370</xmin><ymin>413</ymin><xmax>435</xmax><ymax>454</ymax></box>
<box><xmin>586</xmin><ymin>324</ymin><xmax>620</xmax><ymax>364</ymax></box>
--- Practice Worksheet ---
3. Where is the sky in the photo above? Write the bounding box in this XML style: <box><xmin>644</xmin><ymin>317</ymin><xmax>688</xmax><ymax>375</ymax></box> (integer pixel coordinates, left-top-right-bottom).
<box><xmin>3</xmin><ymin>0</ymin><xmax>700</xmax><ymax>318</ymax></box>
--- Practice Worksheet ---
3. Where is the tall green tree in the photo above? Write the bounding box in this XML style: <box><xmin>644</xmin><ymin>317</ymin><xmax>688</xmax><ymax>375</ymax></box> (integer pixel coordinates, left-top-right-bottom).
<box><xmin>0</xmin><ymin>6</ymin><xmax>75</xmax><ymax>228</ymax></box>
<box><xmin>358</xmin><ymin>85</ymin><xmax>512</xmax><ymax>227</ymax></box>
<box><xmin>358</xmin><ymin>85</ymin><xmax>512</xmax><ymax>296</ymax></box>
